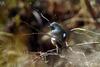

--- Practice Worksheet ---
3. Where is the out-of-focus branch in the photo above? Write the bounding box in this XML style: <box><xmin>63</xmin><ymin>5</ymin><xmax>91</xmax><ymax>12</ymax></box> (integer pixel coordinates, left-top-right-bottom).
<box><xmin>84</xmin><ymin>0</ymin><xmax>97</xmax><ymax>21</ymax></box>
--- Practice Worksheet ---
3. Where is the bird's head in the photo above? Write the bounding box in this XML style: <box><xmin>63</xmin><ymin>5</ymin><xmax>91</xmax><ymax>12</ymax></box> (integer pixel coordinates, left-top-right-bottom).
<box><xmin>49</xmin><ymin>22</ymin><xmax>61</xmax><ymax>30</ymax></box>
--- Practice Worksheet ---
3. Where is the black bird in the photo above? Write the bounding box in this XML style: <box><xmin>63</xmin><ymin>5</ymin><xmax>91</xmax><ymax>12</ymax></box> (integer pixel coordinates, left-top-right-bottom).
<box><xmin>49</xmin><ymin>22</ymin><xmax>70</xmax><ymax>54</ymax></box>
<box><xmin>32</xmin><ymin>10</ymin><xmax>71</xmax><ymax>53</ymax></box>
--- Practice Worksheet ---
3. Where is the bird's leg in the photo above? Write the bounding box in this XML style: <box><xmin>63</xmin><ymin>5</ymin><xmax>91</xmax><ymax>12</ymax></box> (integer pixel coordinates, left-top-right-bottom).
<box><xmin>55</xmin><ymin>45</ymin><xmax>59</xmax><ymax>54</ymax></box>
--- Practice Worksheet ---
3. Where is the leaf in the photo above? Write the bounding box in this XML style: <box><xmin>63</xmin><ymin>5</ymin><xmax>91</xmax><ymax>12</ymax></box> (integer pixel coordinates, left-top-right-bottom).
<box><xmin>71</xmin><ymin>28</ymin><xmax>87</xmax><ymax>34</ymax></box>
<box><xmin>71</xmin><ymin>28</ymin><xmax>100</xmax><ymax>36</ymax></box>
<box><xmin>0</xmin><ymin>32</ymin><xmax>13</xmax><ymax>37</ymax></box>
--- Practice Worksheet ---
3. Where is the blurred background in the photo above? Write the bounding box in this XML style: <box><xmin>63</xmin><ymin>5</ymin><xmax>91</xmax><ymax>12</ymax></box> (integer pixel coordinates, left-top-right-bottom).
<box><xmin>0</xmin><ymin>0</ymin><xmax>100</xmax><ymax>67</ymax></box>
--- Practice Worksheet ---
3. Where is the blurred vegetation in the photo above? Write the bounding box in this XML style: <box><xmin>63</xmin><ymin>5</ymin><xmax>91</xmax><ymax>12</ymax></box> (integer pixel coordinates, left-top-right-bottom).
<box><xmin>0</xmin><ymin>0</ymin><xmax>100</xmax><ymax>67</ymax></box>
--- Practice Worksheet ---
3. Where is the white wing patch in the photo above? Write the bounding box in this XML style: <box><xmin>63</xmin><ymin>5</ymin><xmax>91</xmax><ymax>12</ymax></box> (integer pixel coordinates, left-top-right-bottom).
<box><xmin>63</xmin><ymin>33</ymin><xmax>66</xmax><ymax>38</ymax></box>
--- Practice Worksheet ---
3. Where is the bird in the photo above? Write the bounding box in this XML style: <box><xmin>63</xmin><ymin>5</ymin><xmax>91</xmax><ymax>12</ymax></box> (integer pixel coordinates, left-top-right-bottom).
<box><xmin>32</xmin><ymin>11</ymin><xmax>71</xmax><ymax>54</ymax></box>
<box><xmin>49</xmin><ymin>22</ymin><xmax>70</xmax><ymax>54</ymax></box>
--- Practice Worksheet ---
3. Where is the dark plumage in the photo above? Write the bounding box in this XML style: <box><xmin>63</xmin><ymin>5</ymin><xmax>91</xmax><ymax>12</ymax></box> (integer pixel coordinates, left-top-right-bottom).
<box><xmin>49</xmin><ymin>22</ymin><xmax>70</xmax><ymax>53</ymax></box>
